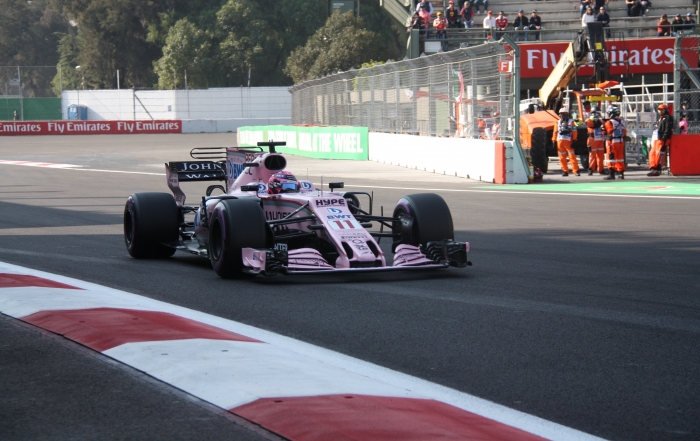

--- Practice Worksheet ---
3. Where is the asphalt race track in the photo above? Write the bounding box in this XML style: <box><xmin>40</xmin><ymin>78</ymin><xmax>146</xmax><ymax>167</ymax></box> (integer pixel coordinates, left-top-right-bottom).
<box><xmin>1</xmin><ymin>134</ymin><xmax>699</xmax><ymax>441</ymax></box>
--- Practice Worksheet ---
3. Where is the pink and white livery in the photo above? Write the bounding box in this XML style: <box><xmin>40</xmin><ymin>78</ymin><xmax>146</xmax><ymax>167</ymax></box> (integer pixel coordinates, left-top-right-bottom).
<box><xmin>123</xmin><ymin>141</ymin><xmax>471</xmax><ymax>278</ymax></box>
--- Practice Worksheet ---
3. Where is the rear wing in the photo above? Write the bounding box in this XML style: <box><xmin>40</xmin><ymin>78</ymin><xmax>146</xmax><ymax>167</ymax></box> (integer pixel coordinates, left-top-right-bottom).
<box><xmin>165</xmin><ymin>147</ymin><xmax>230</xmax><ymax>206</ymax></box>
<box><xmin>165</xmin><ymin>143</ymin><xmax>286</xmax><ymax>206</ymax></box>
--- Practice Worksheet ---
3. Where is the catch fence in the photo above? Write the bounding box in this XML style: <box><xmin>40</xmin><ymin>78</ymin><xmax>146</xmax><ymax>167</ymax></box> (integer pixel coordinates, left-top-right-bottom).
<box><xmin>674</xmin><ymin>37</ymin><xmax>700</xmax><ymax>134</ymax></box>
<box><xmin>0</xmin><ymin>66</ymin><xmax>61</xmax><ymax>121</ymax></box>
<box><xmin>289</xmin><ymin>40</ymin><xmax>518</xmax><ymax>140</ymax></box>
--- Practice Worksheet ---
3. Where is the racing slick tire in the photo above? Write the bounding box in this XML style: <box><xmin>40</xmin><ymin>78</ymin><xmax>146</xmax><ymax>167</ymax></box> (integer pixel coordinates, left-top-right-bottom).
<box><xmin>392</xmin><ymin>193</ymin><xmax>454</xmax><ymax>252</ymax></box>
<box><xmin>124</xmin><ymin>192</ymin><xmax>179</xmax><ymax>258</ymax></box>
<box><xmin>208</xmin><ymin>198</ymin><xmax>267</xmax><ymax>278</ymax></box>
<box><xmin>530</xmin><ymin>128</ymin><xmax>549</xmax><ymax>174</ymax></box>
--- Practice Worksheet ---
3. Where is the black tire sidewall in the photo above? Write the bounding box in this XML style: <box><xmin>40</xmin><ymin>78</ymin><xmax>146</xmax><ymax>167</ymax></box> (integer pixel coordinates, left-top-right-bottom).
<box><xmin>123</xmin><ymin>192</ymin><xmax>179</xmax><ymax>258</ymax></box>
<box><xmin>393</xmin><ymin>193</ymin><xmax>454</xmax><ymax>248</ymax></box>
<box><xmin>208</xmin><ymin>198</ymin><xmax>267</xmax><ymax>278</ymax></box>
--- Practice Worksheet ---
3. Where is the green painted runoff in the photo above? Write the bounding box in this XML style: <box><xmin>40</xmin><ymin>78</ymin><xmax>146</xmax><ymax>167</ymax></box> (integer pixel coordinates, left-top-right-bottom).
<box><xmin>478</xmin><ymin>182</ymin><xmax>700</xmax><ymax>196</ymax></box>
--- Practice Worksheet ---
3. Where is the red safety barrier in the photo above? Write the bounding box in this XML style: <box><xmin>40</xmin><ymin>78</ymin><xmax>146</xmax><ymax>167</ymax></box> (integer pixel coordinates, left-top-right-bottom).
<box><xmin>494</xmin><ymin>141</ymin><xmax>506</xmax><ymax>184</ymax></box>
<box><xmin>670</xmin><ymin>134</ymin><xmax>700</xmax><ymax>176</ymax></box>
<box><xmin>0</xmin><ymin>120</ymin><xmax>182</xmax><ymax>136</ymax></box>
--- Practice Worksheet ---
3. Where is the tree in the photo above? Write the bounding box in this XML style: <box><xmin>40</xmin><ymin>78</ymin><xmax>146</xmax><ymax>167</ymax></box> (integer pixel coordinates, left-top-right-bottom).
<box><xmin>0</xmin><ymin>0</ymin><xmax>68</xmax><ymax>96</ymax></box>
<box><xmin>153</xmin><ymin>19</ymin><xmax>212</xmax><ymax>89</ymax></box>
<box><xmin>52</xmin><ymin>32</ymin><xmax>81</xmax><ymax>95</ymax></box>
<box><xmin>214</xmin><ymin>0</ymin><xmax>326</xmax><ymax>86</ymax></box>
<box><xmin>52</xmin><ymin>0</ymin><xmax>168</xmax><ymax>89</ymax></box>
<box><xmin>285</xmin><ymin>11</ymin><xmax>400</xmax><ymax>84</ymax></box>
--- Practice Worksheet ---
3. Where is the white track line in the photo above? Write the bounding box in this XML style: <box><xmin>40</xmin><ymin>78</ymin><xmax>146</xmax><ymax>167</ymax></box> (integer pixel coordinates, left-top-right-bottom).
<box><xmin>319</xmin><ymin>183</ymin><xmax>700</xmax><ymax>200</ymax></box>
<box><xmin>0</xmin><ymin>159</ymin><xmax>81</xmax><ymax>169</ymax></box>
<box><xmin>4</xmin><ymin>158</ymin><xmax>694</xmax><ymax>200</ymax></box>
<box><xmin>0</xmin><ymin>260</ymin><xmax>606</xmax><ymax>441</ymax></box>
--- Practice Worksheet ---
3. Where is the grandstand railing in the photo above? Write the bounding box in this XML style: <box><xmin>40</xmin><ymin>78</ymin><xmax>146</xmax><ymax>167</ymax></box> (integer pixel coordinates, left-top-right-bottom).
<box><xmin>407</xmin><ymin>25</ymin><xmax>693</xmax><ymax>55</ymax></box>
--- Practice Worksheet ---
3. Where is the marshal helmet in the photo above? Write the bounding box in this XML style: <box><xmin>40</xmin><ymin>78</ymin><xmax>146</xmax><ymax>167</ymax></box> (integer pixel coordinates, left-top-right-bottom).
<box><xmin>606</xmin><ymin>106</ymin><xmax>620</xmax><ymax>117</ymax></box>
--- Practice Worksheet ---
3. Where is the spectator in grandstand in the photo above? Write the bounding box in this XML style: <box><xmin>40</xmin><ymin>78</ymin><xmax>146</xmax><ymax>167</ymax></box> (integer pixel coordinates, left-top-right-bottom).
<box><xmin>657</xmin><ymin>14</ymin><xmax>671</xmax><ymax>36</ymax></box>
<box><xmin>672</xmin><ymin>14</ymin><xmax>685</xmax><ymax>35</ymax></box>
<box><xmin>461</xmin><ymin>1</ymin><xmax>475</xmax><ymax>28</ymax></box>
<box><xmin>529</xmin><ymin>10</ymin><xmax>543</xmax><ymax>41</ymax></box>
<box><xmin>639</xmin><ymin>0</ymin><xmax>651</xmax><ymax>16</ymax></box>
<box><xmin>582</xmin><ymin>6</ymin><xmax>596</xmax><ymax>26</ymax></box>
<box><xmin>473</xmin><ymin>0</ymin><xmax>488</xmax><ymax>15</ymax></box>
<box><xmin>626</xmin><ymin>0</ymin><xmax>642</xmax><ymax>17</ymax></box>
<box><xmin>679</xmin><ymin>113</ymin><xmax>689</xmax><ymax>134</ymax></box>
<box><xmin>595</xmin><ymin>6</ymin><xmax>610</xmax><ymax>36</ymax></box>
<box><xmin>434</xmin><ymin>12</ymin><xmax>448</xmax><ymax>50</ymax></box>
<box><xmin>594</xmin><ymin>0</ymin><xmax>609</xmax><ymax>12</ymax></box>
<box><xmin>418</xmin><ymin>4</ymin><xmax>432</xmax><ymax>36</ymax></box>
<box><xmin>408</xmin><ymin>12</ymin><xmax>426</xmax><ymax>37</ymax></box>
<box><xmin>495</xmin><ymin>11</ymin><xmax>508</xmax><ymax>40</ymax></box>
<box><xmin>446</xmin><ymin>1</ymin><xmax>461</xmax><ymax>28</ymax></box>
<box><xmin>513</xmin><ymin>9</ymin><xmax>529</xmax><ymax>41</ymax></box>
<box><xmin>415</xmin><ymin>0</ymin><xmax>432</xmax><ymax>14</ymax></box>
<box><xmin>684</xmin><ymin>12</ymin><xmax>696</xmax><ymax>31</ymax></box>
<box><xmin>483</xmin><ymin>10</ymin><xmax>496</xmax><ymax>39</ymax></box>
<box><xmin>581</xmin><ymin>0</ymin><xmax>594</xmax><ymax>17</ymax></box>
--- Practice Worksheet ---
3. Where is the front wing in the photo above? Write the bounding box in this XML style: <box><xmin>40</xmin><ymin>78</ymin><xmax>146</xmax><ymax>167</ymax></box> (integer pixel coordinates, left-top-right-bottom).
<box><xmin>241</xmin><ymin>240</ymin><xmax>471</xmax><ymax>276</ymax></box>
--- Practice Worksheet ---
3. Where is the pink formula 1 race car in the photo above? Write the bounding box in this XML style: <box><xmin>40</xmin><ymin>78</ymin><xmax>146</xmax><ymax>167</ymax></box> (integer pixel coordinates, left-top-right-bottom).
<box><xmin>123</xmin><ymin>142</ymin><xmax>471</xmax><ymax>278</ymax></box>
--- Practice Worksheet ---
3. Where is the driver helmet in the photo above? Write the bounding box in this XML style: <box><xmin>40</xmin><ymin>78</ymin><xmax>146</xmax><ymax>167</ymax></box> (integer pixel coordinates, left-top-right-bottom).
<box><xmin>268</xmin><ymin>171</ymin><xmax>299</xmax><ymax>194</ymax></box>
<box><xmin>558</xmin><ymin>108</ymin><xmax>570</xmax><ymax>117</ymax></box>
<box><xmin>583</xmin><ymin>100</ymin><xmax>591</xmax><ymax>108</ymax></box>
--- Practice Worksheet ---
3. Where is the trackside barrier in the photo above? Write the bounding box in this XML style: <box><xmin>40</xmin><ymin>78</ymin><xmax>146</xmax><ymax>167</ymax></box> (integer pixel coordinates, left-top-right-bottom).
<box><xmin>368</xmin><ymin>133</ymin><xmax>529</xmax><ymax>184</ymax></box>
<box><xmin>0</xmin><ymin>120</ymin><xmax>182</xmax><ymax>135</ymax></box>
<box><xmin>181</xmin><ymin>119</ymin><xmax>291</xmax><ymax>134</ymax></box>
<box><xmin>238</xmin><ymin>125</ymin><xmax>369</xmax><ymax>160</ymax></box>
<box><xmin>670</xmin><ymin>134</ymin><xmax>700</xmax><ymax>176</ymax></box>
<box><xmin>0</xmin><ymin>119</ymin><xmax>294</xmax><ymax>136</ymax></box>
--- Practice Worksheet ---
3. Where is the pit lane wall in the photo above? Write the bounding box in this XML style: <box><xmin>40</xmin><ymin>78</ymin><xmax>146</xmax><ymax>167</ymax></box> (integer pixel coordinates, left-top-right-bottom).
<box><xmin>238</xmin><ymin>126</ymin><xmax>529</xmax><ymax>184</ymax></box>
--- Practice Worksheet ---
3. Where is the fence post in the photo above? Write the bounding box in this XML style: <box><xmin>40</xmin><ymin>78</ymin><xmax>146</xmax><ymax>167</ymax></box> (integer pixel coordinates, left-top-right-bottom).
<box><xmin>471</xmin><ymin>60</ymin><xmax>478</xmax><ymax>138</ymax></box>
<box><xmin>18</xmin><ymin>66</ymin><xmax>23</xmax><ymax>121</ymax></box>
<box><xmin>673</xmin><ymin>36</ymin><xmax>682</xmax><ymax>124</ymax></box>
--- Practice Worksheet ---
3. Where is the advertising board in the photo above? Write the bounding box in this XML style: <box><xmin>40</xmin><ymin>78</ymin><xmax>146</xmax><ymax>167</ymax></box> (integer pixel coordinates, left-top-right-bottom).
<box><xmin>238</xmin><ymin>125</ymin><xmax>368</xmax><ymax>160</ymax></box>
<box><xmin>0</xmin><ymin>120</ymin><xmax>182</xmax><ymax>136</ymax></box>
<box><xmin>519</xmin><ymin>37</ymin><xmax>699</xmax><ymax>79</ymax></box>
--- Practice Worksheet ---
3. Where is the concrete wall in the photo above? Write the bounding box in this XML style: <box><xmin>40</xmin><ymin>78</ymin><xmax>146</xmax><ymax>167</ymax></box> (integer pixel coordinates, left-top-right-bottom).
<box><xmin>369</xmin><ymin>133</ymin><xmax>529</xmax><ymax>184</ymax></box>
<box><xmin>61</xmin><ymin>87</ymin><xmax>291</xmax><ymax>121</ymax></box>
<box><xmin>182</xmin><ymin>119</ymin><xmax>291</xmax><ymax>133</ymax></box>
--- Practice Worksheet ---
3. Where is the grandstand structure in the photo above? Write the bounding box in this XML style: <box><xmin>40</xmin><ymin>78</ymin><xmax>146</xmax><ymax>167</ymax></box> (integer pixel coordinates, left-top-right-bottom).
<box><xmin>383</xmin><ymin>0</ymin><xmax>697</xmax><ymax>47</ymax></box>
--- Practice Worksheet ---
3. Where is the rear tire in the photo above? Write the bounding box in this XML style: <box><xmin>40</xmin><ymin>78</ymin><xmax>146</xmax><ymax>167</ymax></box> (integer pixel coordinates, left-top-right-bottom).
<box><xmin>208</xmin><ymin>198</ymin><xmax>267</xmax><ymax>278</ymax></box>
<box><xmin>531</xmin><ymin>128</ymin><xmax>549</xmax><ymax>173</ymax></box>
<box><xmin>392</xmin><ymin>193</ymin><xmax>454</xmax><ymax>252</ymax></box>
<box><xmin>124</xmin><ymin>193</ymin><xmax>179</xmax><ymax>258</ymax></box>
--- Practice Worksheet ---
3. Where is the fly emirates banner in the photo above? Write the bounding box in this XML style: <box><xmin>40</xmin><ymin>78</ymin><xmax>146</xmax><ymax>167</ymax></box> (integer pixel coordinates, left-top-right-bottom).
<box><xmin>519</xmin><ymin>37</ymin><xmax>698</xmax><ymax>79</ymax></box>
